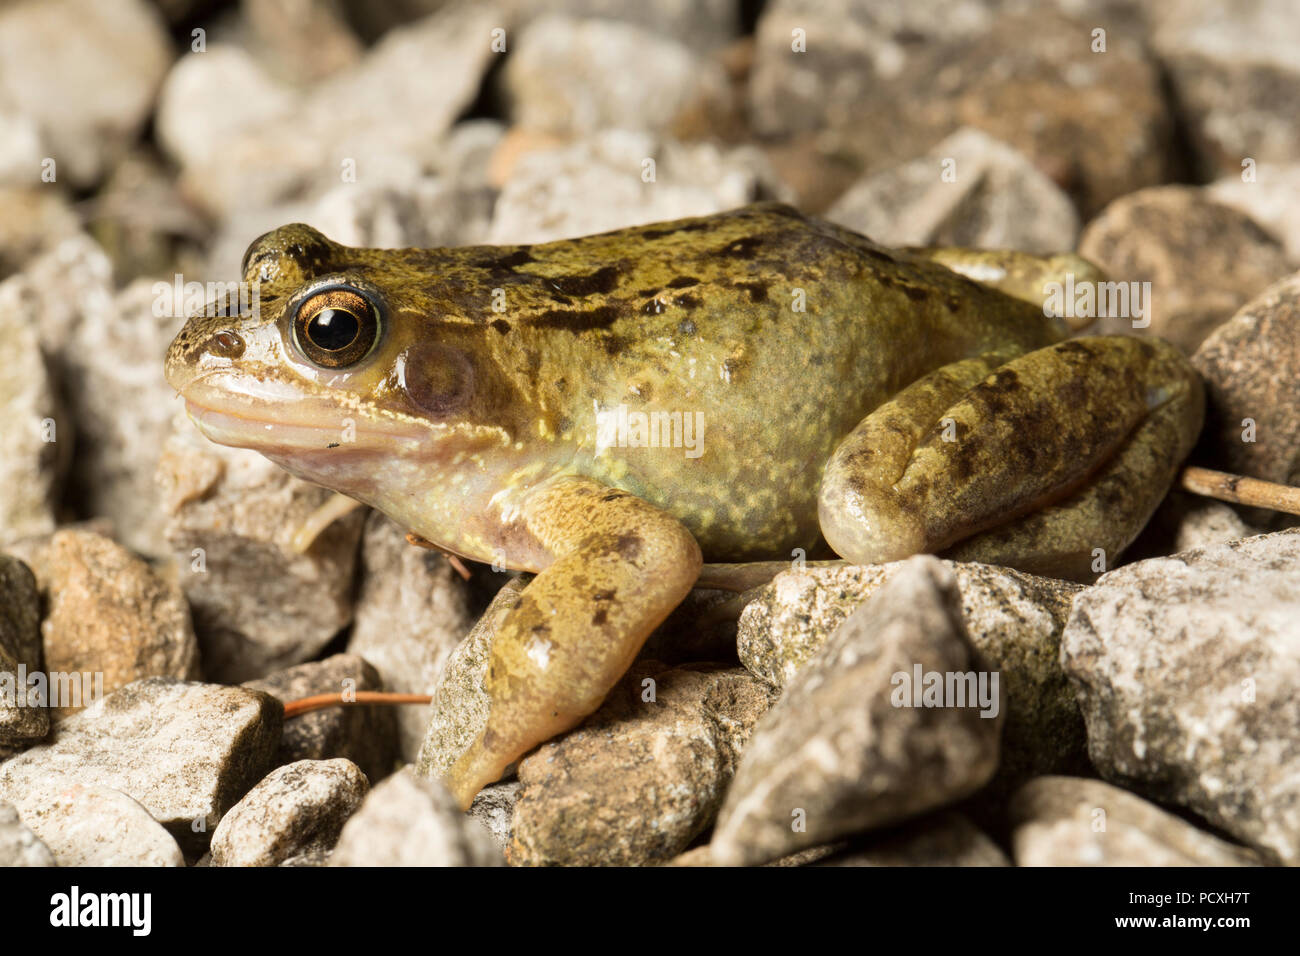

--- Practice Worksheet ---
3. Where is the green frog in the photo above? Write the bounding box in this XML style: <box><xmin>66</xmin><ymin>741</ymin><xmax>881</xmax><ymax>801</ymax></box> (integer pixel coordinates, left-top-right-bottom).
<box><xmin>164</xmin><ymin>202</ymin><xmax>1203</xmax><ymax>807</ymax></box>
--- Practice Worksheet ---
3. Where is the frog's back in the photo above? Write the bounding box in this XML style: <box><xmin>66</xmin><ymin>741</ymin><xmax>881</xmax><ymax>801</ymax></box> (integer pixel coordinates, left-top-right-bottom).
<box><xmin>407</xmin><ymin>203</ymin><xmax>1061</xmax><ymax>559</ymax></box>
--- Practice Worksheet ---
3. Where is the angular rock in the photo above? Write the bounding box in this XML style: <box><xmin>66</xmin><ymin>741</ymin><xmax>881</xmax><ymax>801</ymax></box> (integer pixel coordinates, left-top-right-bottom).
<box><xmin>1207</xmin><ymin>163</ymin><xmax>1300</xmax><ymax>262</ymax></box>
<box><xmin>1127</xmin><ymin>491</ymin><xmax>1258</xmax><ymax>562</ymax></box>
<box><xmin>499</xmin><ymin>0</ymin><xmax>739</xmax><ymax>53</ymax></box>
<box><xmin>828</xmin><ymin>127</ymin><xmax>1079</xmax><ymax>254</ymax></box>
<box><xmin>738</xmin><ymin>561</ymin><xmax>1087</xmax><ymax>789</ymax></box>
<box><xmin>157</xmin><ymin>413</ymin><xmax>366</xmax><ymax>682</ymax></box>
<box><xmin>416</xmin><ymin>575</ymin><xmax>528</xmax><ymax>783</ymax></box>
<box><xmin>1078</xmin><ymin>185</ymin><xmax>1291</xmax><ymax>351</ymax></box>
<box><xmin>330</xmin><ymin>768</ymin><xmax>503</xmax><ymax>867</ymax></box>
<box><xmin>748</xmin><ymin>0</ymin><xmax>1001</xmax><ymax>136</ymax></box>
<box><xmin>1192</xmin><ymin>270</ymin><xmax>1300</xmax><ymax>508</ymax></box>
<box><xmin>0</xmin><ymin>0</ymin><xmax>172</xmax><ymax>187</ymax></box>
<box><xmin>157</xmin><ymin>4</ymin><xmax>500</xmax><ymax>216</ymax></box>
<box><xmin>0</xmin><ymin>799</ymin><xmax>53</xmax><ymax>866</ymax></box>
<box><xmin>0</xmin><ymin>274</ymin><xmax>64</xmax><ymax>543</ymax></box>
<box><xmin>210</xmin><ymin>759</ymin><xmax>369</xmax><ymax>867</ymax></box>
<box><xmin>0</xmin><ymin>187</ymin><xmax>81</xmax><ymax>278</ymax></box>
<box><xmin>243</xmin><ymin>0</ymin><xmax>363</xmax><ymax>86</ymax></box>
<box><xmin>468</xmin><ymin>781</ymin><xmax>520</xmax><ymax>853</ymax></box>
<box><xmin>1061</xmin><ymin>530</ymin><xmax>1300</xmax><ymax>864</ymax></box>
<box><xmin>1011</xmin><ymin>776</ymin><xmax>1260</xmax><ymax>867</ymax></box>
<box><xmin>244</xmin><ymin>654</ymin><xmax>397</xmax><ymax>783</ymax></box>
<box><xmin>0</xmin><ymin>678</ymin><xmax>282</xmax><ymax>852</ymax></box>
<box><xmin>4</xmin><ymin>237</ymin><xmax>185</xmax><ymax>557</ymax></box>
<box><xmin>1151</xmin><ymin>0</ymin><xmax>1300</xmax><ymax>181</ymax></box>
<box><xmin>0</xmin><ymin>554</ymin><xmax>47</xmax><ymax>744</ymax></box>
<box><xmin>312</xmin><ymin>178</ymin><xmax>495</xmax><ymax>252</ymax></box>
<box><xmin>509</xmin><ymin>663</ymin><xmax>777</xmax><ymax>866</ymax></box>
<box><xmin>816</xmin><ymin>811</ymin><xmax>1009</xmax><ymax>867</ymax></box>
<box><xmin>347</xmin><ymin>512</ymin><xmax>477</xmax><ymax>761</ymax></box>
<box><xmin>488</xmin><ymin>130</ymin><xmax>789</xmax><ymax>244</ymax></box>
<box><xmin>713</xmin><ymin>556</ymin><xmax>1003</xmax><ymax>865</ymax></box>
<box><xmin>760</xmin><ymin>8</ymin><xmax>1170</xmax><ymax>217</ymax></box>
<box><xmin>9</xmin><ymin>782</ymin><xmax>184</xmax><ymax>867</ymax></box>
<box><xmin>504</xmin><ymin>15</ymin><xmax>732</xmax><ymax>137</ymax></box>
<box><xmin>36</xmin><ymin>530</ymin><xmax>199</xmax><ymax>720</ymax></box>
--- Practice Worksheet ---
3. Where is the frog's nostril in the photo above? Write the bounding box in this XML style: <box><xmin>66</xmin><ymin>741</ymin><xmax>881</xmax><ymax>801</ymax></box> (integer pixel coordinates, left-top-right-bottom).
<box><xmin>208</xmin><ymin>329</ymin><xmax>245</xmax><ymax>360</ymax></box>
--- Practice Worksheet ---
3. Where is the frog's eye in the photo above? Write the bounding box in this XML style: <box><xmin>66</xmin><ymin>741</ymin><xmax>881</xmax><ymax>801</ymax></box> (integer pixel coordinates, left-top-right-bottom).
<box><xmin>291</xmin><ymin>286</ymin><xmax>381</xmax><ymax>369</ymax></box>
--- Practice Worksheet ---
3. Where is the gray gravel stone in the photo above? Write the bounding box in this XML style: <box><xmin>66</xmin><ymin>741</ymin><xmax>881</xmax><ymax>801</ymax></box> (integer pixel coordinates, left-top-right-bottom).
<box><xmin>738</xmin><ymin>560</ymin><xmax>1087</xmax><ymax>791</ymax></box>
<box><xmin>712</xmin><ymin>556</ymin><xmax>1003</xmax><ymax>866</ymax></box>
<box><xmin>9</xmin><ymin>783</ymin><xmax>184</xmax><ymax>866</ymax></box>
<box><xmin>1010</xmin><ymin>776</ymin><xmax>1261</xmax><ymax>867</ymax></box>
<box><xmin>157</xmin><ymin>413</ymin><xmax>366</xmax><ymax>682</ymax></box>
<box><xmin>828</xmin><ymin>127</ymin><xmax>1079</xmax><ymax>254</ymax></box>
<box><xmin>509</xmin><ymin>663</ymin><xmax>777</xmax><ymax>866</ymax></box>
<box><xmin>416</xmin><ymin>575</ymin><xmax>528</xmax><ymax>784</ymax></box>
<box><xmin>348</xmin><ymin>513</ymin><xmax>476</xmax><ymax>762</ymax></box>
<box><xmin>34</xmin><ymin>529</ymin><xmax>199</xmax><ymax>720</ymax></box>
<box><xmin>0</xmin><ymin>274</ymin><xmax>64</xmax><ymax>544</ymax></box>
<box><xmin>1077</xmin><ymin>185</ymin><xmax>1291</xmax><ymax>352</ymax></box>
<box><xmin>0</xmin><ymin>799</ymin><xmax>53</xmax><ymax>866</ymax></box>
<box><xmin>330</xmin><ymin>768</ymin><xmax>503</xmax><ymax>867</ymax></box>
<box><xmin>467</xmin><ymin>780</ymin><xmax>520</xmax><ymax>852</ymax></box>
<box><xmin>1151</xmin><ymin>0</ymin><xmax>1300</xmax><ymax>182</ymax></box>
<box><xmin>244</xmin><ymin>654</ymin><xmax>398</xmax><ymax>783</ymax></box>
<box><xmin>0</xmin><ymin>0</ymin><xmax>172</xmax><ymax>187</ymax></box>
<box><xmin>1192</xmin><ymin>269</ymin><xmax>1300</xmax><ymax>517</ymax></box>
<box><xmin>0</xmin><ymin>678</ymin><xmax>282</xmax><ymax>853</ymax></box>
<box><xmin>816</xmin><ymin>811</ymin><xmax>1010</xmax><ymax>867</ymax></box>
<box><xmin>210</xmin><ymin>759</ymin><xmax>369</xmax><ymax>867</ymax></box>
<box><xmin>504</xmin><ymin>15</ymin><xmax>731</xmax><ymax>138</ymax></box>
<box><xmin>157</xmin><ymin>3</ymin><xmax>500</xmax><ymax>216</ymax></box>
<box><xmin>1061</xmin><ymin>529</ymin><xmax>1300</xmax><ymax>864</ymax></box>
<box><xmin>488</xmin><ymin>130</ymin><xmax>789</xmax><ymax>245</ymax></box>
<box><xmin>0</xmin><ymin>554</ymin><xmax>47</xmax><ymax>744</ymax></box>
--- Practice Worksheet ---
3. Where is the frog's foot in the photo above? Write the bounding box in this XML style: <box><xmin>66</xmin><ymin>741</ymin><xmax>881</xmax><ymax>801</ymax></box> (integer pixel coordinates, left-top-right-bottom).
<box><xmin>903</xmin><ymin>247</ymin><xmax>1108</xmax><ymax>331</ymax></box>
<box><xmin>443</xmin><ymin>475</ymin><xmax>702</xmax><ymax>808</ymax></box>
<box><xmin>818</xmin><ymin>336</ymin><xmax>1204</xmax><ymax>581</ymax></box>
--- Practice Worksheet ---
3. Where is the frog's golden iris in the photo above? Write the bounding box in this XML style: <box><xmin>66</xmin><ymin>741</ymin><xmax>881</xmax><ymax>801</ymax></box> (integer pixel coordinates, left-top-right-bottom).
<box><xmin>290</xmin><ymin>284</ymin><xmax>382</xmax><ymax>369</ymax></box>
<box><xmin>164</xmin><ymin>202</ymin><xmax>1203</xmax><ymax>807</ymax></box>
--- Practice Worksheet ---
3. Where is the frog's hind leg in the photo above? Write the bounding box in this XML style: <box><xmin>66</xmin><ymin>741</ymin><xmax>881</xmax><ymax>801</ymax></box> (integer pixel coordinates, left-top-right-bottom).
<box><xmin>818</xmin><ymin>336</ymin><xmax>1203</xmax><ymax>581</ymax></box>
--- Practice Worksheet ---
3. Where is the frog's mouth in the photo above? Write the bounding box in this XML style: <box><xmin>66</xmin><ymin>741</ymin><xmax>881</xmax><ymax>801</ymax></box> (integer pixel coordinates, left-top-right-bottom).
<box><xmin>176</xmin><ymin>373</ymin><xmax>426</xmax><ymax>457</ymax></box>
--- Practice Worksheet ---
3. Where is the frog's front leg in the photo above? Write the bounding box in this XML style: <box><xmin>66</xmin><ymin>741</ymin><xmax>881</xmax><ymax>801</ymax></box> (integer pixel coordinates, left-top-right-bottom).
<box><xmin>819</xmin><ymin>336</ymin><xmax>1203</xmax><ymax>580</ymax></box>
<box><xmin>444</xmin><ymin>475</ymin><xmax>702</xmax><ymax>808</ymax></box>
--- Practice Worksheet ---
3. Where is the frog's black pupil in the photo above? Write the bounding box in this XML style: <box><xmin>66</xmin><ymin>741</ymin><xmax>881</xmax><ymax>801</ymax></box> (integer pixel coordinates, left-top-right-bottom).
<box><xmin>308</xmin><ymin>308</ymin><xmax>360</xmax><ymax>351</ymax></box>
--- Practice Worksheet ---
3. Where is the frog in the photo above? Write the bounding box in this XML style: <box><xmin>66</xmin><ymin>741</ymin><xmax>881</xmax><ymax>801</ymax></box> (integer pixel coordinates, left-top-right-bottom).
<box><xmin>164</xmin><ymin>202</ymin><xmax>1203</xmax><ymax>808</ymax></box>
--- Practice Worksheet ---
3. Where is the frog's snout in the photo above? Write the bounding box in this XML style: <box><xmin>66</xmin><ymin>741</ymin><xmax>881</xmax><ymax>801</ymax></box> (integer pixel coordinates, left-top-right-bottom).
<box><xmin>164</xmin><ymin>315</ymin><xmax>245</xmax><ymax>393</ymax></box>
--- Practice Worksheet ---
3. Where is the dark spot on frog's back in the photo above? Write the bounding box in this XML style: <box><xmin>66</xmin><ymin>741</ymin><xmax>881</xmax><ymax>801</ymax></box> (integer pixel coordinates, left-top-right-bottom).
<box><xmin>902</xmin><ymin>285</ymin><xmax>930</xmax><ymax>303</ymax></box>
<box><xmin>639</xmin><ymin>221</ymin><xmax>711</xmax><ymax>240</ymax></box>
<box><xmin>532</xmin><ymin>305</ymin><xmax>620</xmax><ymax>332</ymax></box>
<box><xmin>666</xmin><ymin>276</ymin><xmax>700</xmax><ymax>288</ymax></box>
<box><xmin>548</xmin><ymin>265</ymin><xmax>621</xmax><ymax>297</ymax></box>
<box><xmin>721</xmin><ymin>236</ymin><xmax>763</xmax><ymax>259</ymax></box>
<box><xmin>479</xmin><ymin>248</ymin><xmax>534</xmax><ymax>279</ymax></box>
<box><xmin>490</xmin><ymin>319</ymin><xmax>511</xmax><ymax>334</ymax></box>
<box><xmin>733</xmin><ymin>280</ymin><xmax>769</xmax><ymax>303</ymax></box>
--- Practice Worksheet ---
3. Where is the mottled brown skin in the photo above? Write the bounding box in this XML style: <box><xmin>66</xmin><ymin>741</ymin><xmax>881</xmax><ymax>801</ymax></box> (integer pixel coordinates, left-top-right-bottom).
<box><xmin>164</xmin><ymin>202</ymin><xmax>1203</xmax><ymax>806</ymax></box>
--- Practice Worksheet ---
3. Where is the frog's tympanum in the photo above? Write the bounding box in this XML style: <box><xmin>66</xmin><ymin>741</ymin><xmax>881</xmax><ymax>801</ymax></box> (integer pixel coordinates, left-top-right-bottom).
<box><xmin>165</xmin><ymin>203</ymin><xmax>1203</xmax><ymax>807</ymax></box>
